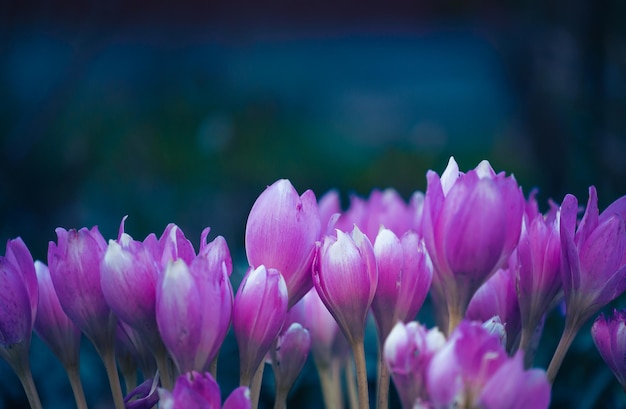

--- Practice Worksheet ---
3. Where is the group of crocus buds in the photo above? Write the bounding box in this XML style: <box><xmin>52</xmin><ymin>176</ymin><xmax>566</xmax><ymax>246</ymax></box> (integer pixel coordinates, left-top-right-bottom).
<box><xmin>1</xmin><ymin>156</ymin><xmax>626</xmax><ymax>409</ymax></box>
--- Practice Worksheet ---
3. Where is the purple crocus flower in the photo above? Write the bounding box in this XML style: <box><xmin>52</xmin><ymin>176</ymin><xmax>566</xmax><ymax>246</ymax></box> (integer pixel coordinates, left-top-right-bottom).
<box><xmin>591</xmin><ymin>310</ymin><xmax>626</xmax><ymax>390</ymax></box>
<box><xmin>101</xmin><ymin>218</ymin><xmax>163</xmax><ymax>356</ymax></box>
<box><xmin>269</xmin><ymin>323</ymin><xmax>311</xmax><ymax>404</ymax></box>
<box><xmin>245</xmin><ymin>179</ymin><xmax>321</xmax><ymax>308</ymax></box>
<box><xmin>233</xmin><ymin>265</ymin><xmax>288</xmax><ymax>386</ymax></box>
<box><xmin>383</xmin><ymin>321</ymin><xmax>446</xmax><ymax>409</ymax></box>
<box><xmin>515</xmin><ymin>196</ymin><xmax>562</xmax><ymax>360</ymax></box>
<box><xmin>371</xmin><ymin>228</ymin><xmax>433</xmax><ymax>343</ymax></box>
<box><xmin>427</xmin><ymin>320</ymin><xmax>550</xmax><ymax>409</ymax></box>
<box><xmin>158</xmin><ymin>371</ymin><xmax>250</xmax><ymax>409</ymax></box>
<box><xmin>48</xmin><ymin>227</ymin><xmax>116</xmax><ymax>354</ymax></box>
<box><xmin>422</xmin><ymin>157</ymin><xmax>524</xmax><ymax>334</ymax></box>
<box><xmin>33</xmin><ymin>261</ymin><xmax>81</xmax><ymax>370</ymax></box>
<box><xmin>466</xmin><ymin>267</ymin><xmax>521</xmax><ymax>353</ymax></box>
<box><xmin>312</xmin><ymin>226</ymin><xmax>378</xmax><ymax>346</ymax></box>
<box><xmin>156</xmin><ymin>235</ymin><xmax>233</xmax><ymax>375</ymax></box>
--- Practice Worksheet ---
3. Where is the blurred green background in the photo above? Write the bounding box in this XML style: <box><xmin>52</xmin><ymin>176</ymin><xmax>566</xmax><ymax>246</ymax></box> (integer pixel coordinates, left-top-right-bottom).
<box><xmin>1</xmin><ymin>0</ymin><xmax>626</xmax><ymax>408</ymax></box>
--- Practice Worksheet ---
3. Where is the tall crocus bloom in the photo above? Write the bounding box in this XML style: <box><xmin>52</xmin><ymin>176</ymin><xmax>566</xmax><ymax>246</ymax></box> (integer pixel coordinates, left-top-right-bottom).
<box><xmin>0</xmin><ymin>238</ymin><xmax>42</xmax><ymax>409</ymax></box>
<box><xmin>245</xmin><ymin>179</ymin><xmax>321</xmax><ymax>308</ymax></box>
<box><xmin>372</xmin><ymin>228</ymin><xmax>432</xmax><ymax>343</ymax></box>
<box><xmin>156</xmin><ymin>236</ymin><xmax>233</xmax><ymax>376</ymax></box>
<box><xmin>371</xmin><ymin>228</ymin><xmax>433</xmax><ymax>409</ymax></box>
<box><xmin>515</xmin><ymin>198</ymin><xmax>562</xmax><ymax>363</ymax></box>
<box><xmin>33</xmin><ymin>261</ymin><xmax>86</xmax><ymax>409</ymax></box>
<box><xmin>591</xmin><ymin>310</ymin><xmax>626</xmax><ymax>390</ymax></box>
<box><xmin>158</xmin><ymin>371</ymin><xmax>251</xmax><ymax>409</ymax></box>
<box><xmin>48</xmin><ymin>226</ymin><xmax>124</xmax><ymax>409</ymax></box>
<box><xmin>313</xmin><ymin>225</ymin><xmax>378</xmax><ymax>409</ymax></box>
<box><xmin>547</xmin><ymin>187</ymin><xmax>626</xmax><ymax>382</ymax></box>
<box><xmin>427</xmin><ymin>321</ymin><xmax>550</xmax><ymax>409</ymax></box>
<box><xmin>269</xmin><ymin>323</ymin><xmax>311</xmax><ymax>409</ymax></box>
<box><xmin>466</xmin><ymin>268</ymin><xmax>521</xmax><ymax>353</ymax></box>
<box><xmin>101</xmin><ymin>219</ymin><xmax>167</xmax><ymax>378</ymax></box>
<box><xmin>422</xmin><ymin>157</ymin><xmax>524</xmax><ymax>334</ymax></box>
<box><xmin>233</xmin><ymin>265</ymin><xmax>288</xmax><ymax>387</ymax></box>
<box><xmin>383</xmin><ymin>322</ymin><xmax>446</xmax><ymax>409</ymax></box>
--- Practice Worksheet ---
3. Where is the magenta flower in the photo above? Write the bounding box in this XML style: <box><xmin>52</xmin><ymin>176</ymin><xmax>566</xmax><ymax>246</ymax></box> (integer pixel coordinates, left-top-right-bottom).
<box><xmin>158</xmin><ymin>223</ymin><xmax>196</xmax><ymax>268</ymax></box>
<box><xmin>158</xmin><ymin>371</ymin><xmax>250</xmax><ymax>409</ymax></box>
<box><xmin>427</xmin><ymin>320</ymin><xmax>549</xmax><ymax>409</ymax></box>
<box><xmin>466</xmin><ymin>268</ymin><xmax>521</xmax><ymax>353</ymax></box>
<box><xmin>335</xmin><ymin>188</ymin><xmax>414</xmax><ymax>241</ymax></box>
<box><xmin>0</xmin><ymin>239</ymin><xmax>37</xmax><ymax>349</ymax></box>
<box><xmin>422</xmin><ymin>157</ymin><xmax>524</xmax><ymax>334</ymax></box>
<box><xmin>371</xmin><ymin>228</ymin><xmax>433</xmax><ymax>342</ymax></box>
<box><xmin>156</xmin><ymin>236</ymin><xmax>233</xmax><ymax>374</ymax></box>
<box><xmin>383</xmin><ymin>321</ymin><xmax>446</xmax><ymax>409</ymax></box>
<box><xmin>233</xmin><ymin>265</ymin><xmax>288</xmax><ymax>386</ymax></box>
<box><xmin>515</xmin><ymin>198</ymin><xmax>562</xmax><ymax>358</ymax></box>
<box><xmin>591</xmin><ymin>310</ymin><xmax>626</xmax><ymax>389</ymax></box>
<box><xmin>101</xmin><ymin>219</ymin><xmax>162</xmax><ymax>355</ymax></box>
<box><xmin>269</xmin><ymin>323</ymin><xmax>311</xmax><ymax>404</ymax></box>
<box><xmin>560</xmin><ymin>186</ymin><xmax>626</xmax><ymax>324</ymax></box>
<box><xmin>245</xmin><ymin>179</ymin><xmax>321</xmax><ymax>308</ymax></box>
<box><xmin>313</xmin><ymin>226</ymin><xmax>378</xmax><ymax>346</ymax></box>
<box><xmin>33</xmin><ymin>261</ymin><xmax>81</xmax><ymax>370</ymax></box>
<box><xmin>477</xmin><ymin>352</ymin><xmax>551</xmax><ymax>409</ymax></box>
<box><xmin>48</xmin><ymin>227</ymin><xmax>116</xmax><ymax>353</ymax></box>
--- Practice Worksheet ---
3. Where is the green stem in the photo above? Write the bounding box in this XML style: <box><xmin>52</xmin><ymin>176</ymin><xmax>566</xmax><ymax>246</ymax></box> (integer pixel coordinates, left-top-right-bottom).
<box><xmin>352</xmin><ymin>339</ymin><xmax>370</xmax><ymax>409</ymax></box>
<box><xmin>208</xmin><ymin>353</ymin><xmax>219</xmax><ymax>380</ymax></box>
<box><xmin>99</xmin><ymin>346</ymin><xmax>125</xmax><ymax>409</ymax></box>
<box><xmin>66</xmin><ymin>365</ymin><xmax>88</xmax><ymax>409</ymax></box>
<box><xmin>15</xmin><ymin>364</ymin><xmax>43</xmax><ymax>409</ymax></box>
<box><xmin>546</xmin><ymin>322</ymin><xmax>579</xmax><ymax>384</ymax></box>
<box><xmin>345</xmin><ymin>356</ymin><xmax>358</xmax><ymax>409</ymax></box>
<box><xmin>376</xmin><ymin>346</ymin><xmax>390</xmax><ymax>409</ymax></box>
<box><xmin>314</xmin><ymin>356</ymin><xmax>344</xmax><ymax>409</ymax></box>
<box><xmin>248</xmin><ymin>363</ymin><xmax>265</xmax><ymax>409</ymax></box>
<box><xmin>154</xmin><ymin>349</ymin><xmax>173</xmax><ymax>391</ymax></box>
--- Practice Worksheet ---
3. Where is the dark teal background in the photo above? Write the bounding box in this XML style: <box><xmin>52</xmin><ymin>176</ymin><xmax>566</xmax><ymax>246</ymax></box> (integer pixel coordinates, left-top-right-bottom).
<box><xmin>1</xmin><ymin>0</ymin><xmax>626</xmax><ymax>407</ymax></box>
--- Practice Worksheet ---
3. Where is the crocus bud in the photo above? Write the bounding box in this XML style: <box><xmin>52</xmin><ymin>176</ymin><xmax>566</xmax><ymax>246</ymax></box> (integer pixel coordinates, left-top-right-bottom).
<box><xmin>33</xmin><ymin>261</ymin><xmax>81</xmax><ymax>370</ymax></box>
<box><xmin>270</xmin><ymin>323</ymin><xmax>311</xmax><ymax>399</ymax></box>
<box><xmin>516</xmin><ymin>203</ymin><xmax>562</xmax><ymax>358</ymax></box>
<box><xmin>383</xmin><ymin>321</ymin><xmax>445</xmax><ymax>409</ymax></box>
<box><xmin>158</xmin><ymin>223</ymin><xmax>196</xmax><ymax>268</ymax></box>
<box><xmin>372</xmin><ymin>229</ymin><xmax>433</xmax><ymax>342</ymax></box>
<box><xmin>158</xmin><ymin>371</ymin><xmax>251</xmax><ymax>409</ymax></box>
<box><xmin>156</xmin><ymin>244</ymin><xmax>233</xmax><ymax>374</ymax></box>
<box><xmin>245</xmin><ymin>179</ymin><xmax>321</xmax><ymax>308</ymax></box>
<box><xmin>0</xmin><ymin>253</ymin><xmax>32</xmax><ymax>352</ymax></box>
<box><xmin>427</xmin><ymin>320</ymin><xmax>549</xmax><ymax>409</ymax></box>
<box><xmin>48</xmin><ymin>227</ymin><xmax>116</xmax><ymax>353</ymax></box>
<box><xmin>233</xmin><ymin>265</ymin><xmax>288</xmax><ymax>386</ymax></box>
<box><xmin>560</xmin><ymin>187</ymin><xmax>626</xmax><ymax>327</ymax></box>
<box><xmin>313</xmin><ymin>226</ymin><xmax>378</xmax><ymax>346</ymax></box>
<box><xmin>422</xmin><ymin>157</ymin><xmax>524</xmax><ymax>333</ymax></box>
<box><xmin>5</xmin><ymin>238</ymin><xmax>38</xmax><ymax>328</ymax></box>
<box><xmin>101</xmin><ymin>219</ymin><xmax>162</xmax><ymax>354</ymax></box>
<box><xmin>591</xmin><ymin>310</ymin><xmax>626</xmax><ymax>390</ymax></box>
<box><xmin>466</xmin><ymin>268</ymin><xmax>521</xmax><ymax>353</ymax></box>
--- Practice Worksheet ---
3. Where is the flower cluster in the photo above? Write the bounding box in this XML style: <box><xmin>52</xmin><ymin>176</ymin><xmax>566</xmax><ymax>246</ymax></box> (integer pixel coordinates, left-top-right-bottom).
<box><xmin>1</xmin><ymin>156</ymin><xmax>626</xmax><ymax>409</ymax></box>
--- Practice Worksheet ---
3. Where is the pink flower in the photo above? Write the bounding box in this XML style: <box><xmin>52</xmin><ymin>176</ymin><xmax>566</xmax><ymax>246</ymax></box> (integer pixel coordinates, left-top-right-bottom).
<box><xmin>422</xmin><ymin>157</ymin><xmax>524</xmax><ymax>333</ymax></box>
<box><xmin>371</xmin><ymin>228</ymin><xmax>432</xmax><ymax>341</ymax></box>
<box><xmin>560</xmin><ymin>187</ymin><xmax>626</xmax><ymax>325</ymax></box>
<box><xmin>33</xmin><ymin>261</ymin><xmax>81</xmax><ymax>369</ymax></box>
<box><xmin>591</xmin><ymin>310</ymin><xmax>626</xmax><ymax>389</ymax></box>
<box><xmin>156</xmin><ymin>235</ymin><xmax>233</xmax><ymax>374</ymax></box>
<box><xmin>48</xmin><ymin>227</ymin><xmax>115</xmax><ymax>351</ymax></box>
<box><xmin>233</xmin><ymin>265</ymin><xmax>288</xmax><ymax>386</ymax></box>
<box><xmin>269</xmin><ymin>323</ymin><xmax>311</xmax><ymax>398</ymax></box>
<box><xmin>158</xmin><ymin>371</ymin><xmax>250</xmax><ymax>409</ymax></box>
<box><xmin>383</xmin><ymin>322</ymin><xmax>445</xmax><ymax>409</ymax></box>
<box><xmin>245</xmin><ymin>179</ymin><xmax>321</xmax><ymax>308</ymax></box>
<box><xmin>313</xmin><ymin>226</ymin><xmax>378</xmax><ymax>345</ymax></box>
